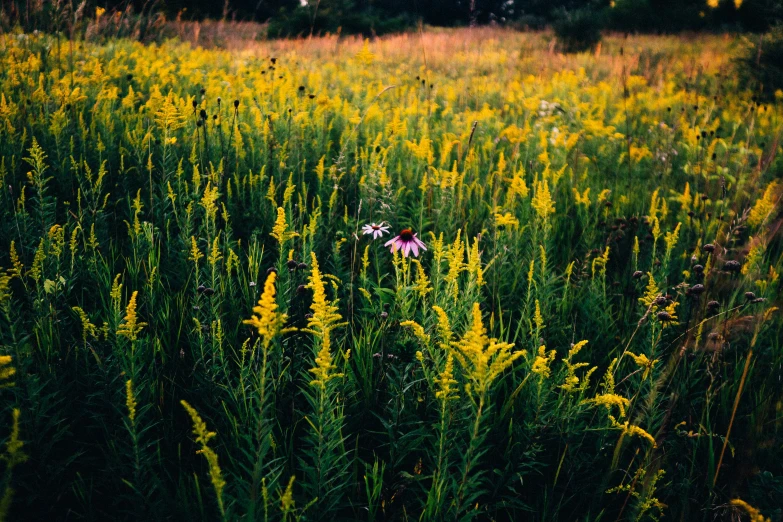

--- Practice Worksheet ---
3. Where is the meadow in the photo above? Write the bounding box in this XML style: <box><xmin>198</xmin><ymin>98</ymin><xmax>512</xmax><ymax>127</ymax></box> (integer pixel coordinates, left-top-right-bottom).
<box><xmin>0</xmin><ymin>27</ymin><xmax>781</xmax><ymax>521</ymax></box>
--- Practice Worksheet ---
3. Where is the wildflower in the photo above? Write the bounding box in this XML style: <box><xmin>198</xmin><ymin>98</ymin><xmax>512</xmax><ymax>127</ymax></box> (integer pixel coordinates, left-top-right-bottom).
<box><xmin>117</xmin><ymin>291</ymin><xmax>146</xmax><ymax>341</ymax></box>
<box><xmin>280</xmin><ymin>476</ymin><xmax>296</xmax><ymax>513</ymax></box>
<box><xmin>531</xmin><ymin>179</ymin><xmax>555</xmax><ymax>221</ymax></box>
<box><xmin>126</xmin><ymin>380</ymin><xmax>137</xmax><ymax>425</ymax></box>
<box><xmin>181</xmin><ymin>400</ymin><xmax>226</xmax><ymax>517</ymax></box>
<box><xmin>0</xmin><ymin>355</ymin><xmax>16</xmax><ymax>386</ymax></box>
<box><xmin>361</xmin><ymin>222</ymin><xmax>390</xmax><ymax>239</ymax></box>
<box><xmin>494</xmin><ymin>212</ymin><xmax>519</xmax><ymax>228</ymax></box>
<box><xmin>531</xmin><ymin>345</ymin><xmax>556</xmax><ymax>380</ymax></box>
<box><xmin>400</xmin><ymin>320</ymin><xmax>430</xmax><ymax>343</ymax></box>
<box><xmin>385</xmin><ymin>228</ymin><xmax>427</xmax><ymax>258</ymax></box>
<box><xmin>303</xmin><ymin>252</ymin><xmax>346</xmax><ymax>338</ymax></box>
<box><xmin>627</xmin><ymin>352</ymin><xmax>659</xmax><ymax>380</ymax></box>
<box><xmin>451</xmin><ymin>303</ymin><xmax>524</xmax><ymax>395</ymax></box>
<box><xmin>435</xmin><ymin>355</ymin><xmax>459</xmax><ymax>401</ymax></box>
<box><xmin>309</xmin><ymin>329</ymin><xmax>343</xmax><ymax>389</ymax></box>
<box><xmin>611</xmin><ymin>416</ymin><xmax>657</xmax><ymax>446</ymax></box>
<box><xmin>730</xmin><ymin>499</ymin><xmax>771</xmax><ymax>522</ymax></box>
<box><xmin>243</xmin><ymin>271</ymin><xmax>292</xmax><ymax>346</ymax></box>
<box><xmin>271</xmin><ymin>207</ymin><xmax>298</xmax><ymax>246</ymax></box>
<box><xmin>560</xmin><ymin>340</ymin><xmax>594</xmax><ymax>392</ymax></box>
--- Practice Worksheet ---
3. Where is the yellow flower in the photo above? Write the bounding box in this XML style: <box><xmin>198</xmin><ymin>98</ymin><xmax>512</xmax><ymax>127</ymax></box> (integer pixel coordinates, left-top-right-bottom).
<box><xmin>639</xmin><ymin>272</ymin><xmax>660</xmax><ymax>308</ymax></box>
<box><xmin>573</xmin><ymin>187</ymin><xmax>591</xmax><ymax>206</ymax></box>
<box><xmin>303</xmin><ymin>252</ymin><xmax>346</xmax><ymax>338</ymax></box>
<box><xmin>494</xmin><ymin>211</ymin><xmax>519</xmax><ymax>228</ymax></box>
<box><xmin>189</xmin><ymin>236</ymin><xmax>203</xmax><ymax>264</ymax></box>
<box><xmin>435</xmin><ymin>355</ymin><xmax>459</xmax><ymax>401</ymax></box>
<box><xmin>531</xmin><ymin>345</ymin><xmax>556</xmax><ymax>380</ymax></box>
<box><xmin>72</xmin><ymin>306</ymin><xmax>99</xmax><ymax>342</ymax></box>
<box><xmin>271</xmin><ymin>207</ymin><xmax>298</xmax><ymax>246</ymax></box>
<box><xmin>411</xmin><ymin>259</ymin><xmax>432</xmax><ymax>298</ymax></box>
<box><xmin>730</xmin><ymin>499</ymin><xmax>771</xmax><ymax>522</ymax></box>
<box><xmin>452</xmin><ymin>303</ymin><xmax>524</xmax><ymax>395</ymax></box>
<box><xmin>610</xmin><ymin>416</ymin><xmax>657</xmax><ymax>447</ymax></box>
<box><xmin>355</xmin><ymin>39</ymin><xmax>375</xmax><ymax>66</ymax></box>
<box><xmin>588</xmin><ymin>393</ymin><xmax>630</xmax><ymax>417</ymax></box>
<box><xmin>243</xmin><ymin>271</ymin><xmax>292</xmax><ymax>346</ymax></box>
<box><xmin>560</xmin><ymin>340</ymin><xmax>593</xmax><ymax>392</ymax></box>
<box><xmin>309</xmin><ymin>329</ymin><xmax>343</xmax><ymax>389</ymax></box>
<box><xmin>400</xmin><ymin>320</ymin><xmax>430</xmax><ymax>343</ymax></box>
<box><xmin>533</xmin><ymin>300</ymin><xmax>545</xmax><ymax>331</ymax></box>
<box><xmin>531</xmin><ymin>179</ymin><xmax>555</xmax><ymax>221</ymax></box>
<box><xmin>592</xmin><ymin>246</ymin><xmax>610</xmax><ymax>279</ymax></box>
<box><xmin>627</xmin><ymin>352</ymin><xmax>659</xmax><ymax>380</ymax></box>
<box><xmin>126</xmin><ymin>379</ymin><xmax>137</xmax><ymax>425</ymax></box>
<box><xmin>748</xmin><ymin>181</ymin><xmax>779</xmax><ymax>226</ymax></box>
<box><xmin>280</xmin><ymin>476</ymin><xmax>296</xmax><ymax>513</ymax></box>
<box><xmin>117</xmin><ymin>291</ymin><xmax>147</xmax><ymax>341</ymax></box>
<box><xmin>181</xmin><ymin>400</ymin><xmax>226</xmax><ymax>517</ymax></box>
<box><xmin>0</xmin><ymin>355</ymin><xmax>16</xmax><ymax>386</ymax></box>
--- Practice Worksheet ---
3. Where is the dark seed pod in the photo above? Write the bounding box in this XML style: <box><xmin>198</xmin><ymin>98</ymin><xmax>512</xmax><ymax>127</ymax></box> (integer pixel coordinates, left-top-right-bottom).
<box><xmin>287</xmin><ymin>259</ymin><xmax>299</xmax><ymax>270</ymax></box>
<box><xmin>693</xmin><ymin>264</ymin><xmax>704</xmax><ymax>273</ymax></box>
<box><xmin>203</xmin><ymin>288</ymin><xmax>215</xmax><ymax>297</ymax></box>
<box><xmin>690</xmin><ymin>284</ymin><xmax>705</xmax><ymax>295</ymax></box>
<box><xmin>657</xmin><ymin>311</ymin><xmax>673</xmax><ymax>322</ymax></box>
<box><xmin>197</xmin><ymin>284</ymin><xmax>206</xmax><ymax>293</ymax></box>
<box><xmin>296</xmin><ymin>284</ymin><xmax>306</xmax><ymax>295</ymax></box>
<box><xmin>632</xmin><ymin>270</ymin><xmax>643</xmax><ymax>279</ymax></box>
<box><xmin>305</xmin><ymin>313</ymin><xmax>313</xmax><ymax>319</ymax></box>
<box><xmin>744</xmin><ymin>291</ymin><xmax>756</xmax><ymax>300</ymax></box>
<box><xmin>200</xmin><ymin>109</ymin><xmax>207</xmax><ymax>120</ymax></box>
<box><xmin>309</xmin><ymin>94</ymin><xmax>315</xmax><ymax>99</ymax></box>
<box><xmin>707</xmin><ymin>332</ymin><xmax>719</xmax><ymax>341</ymax></box>
<box><xmin>233</xmin><ymin>99</ymin><xmax>239</xmax><ymax>108</ymax></box>
<box><xmin>724</xmin><ymin>260</ymin><xmax>742</xmax><ymax>272</ymax></box>
<box><xmin>703</xmin><ymin>243</ymin><xmax>715</xmax><ymax>253</ymax></box>
<box><xmin>654</xmin><ymin>296</ymin><xmax>667</xmax><ymax>306</ymax></box>
<box><xmin>196</xmin><ymin>119</ymin><xmax>203</xmax><ymax>127</ymax></box>
<box><xmin>380</xmin><ymin>311</ymin><xmax>389</xmax><ymax>319</ymax></box>
<box><xmin>297</xmin><ymin>263</ymin><xmax>308</xmax><ymax>270</ymax></box>
<box><xmin>751</xmin><ymin>297</ymin><xmax>766</xmax><ymax>304</ymax></box>
<box><xmin>707</xmin><ymin>300</ymin><xmax>720</xmax><ymax>310</ymax></box>
<box><xmin>266</xmin><ymin>267</ymin><xmax>278</xmax><ymax>275</ymax></box>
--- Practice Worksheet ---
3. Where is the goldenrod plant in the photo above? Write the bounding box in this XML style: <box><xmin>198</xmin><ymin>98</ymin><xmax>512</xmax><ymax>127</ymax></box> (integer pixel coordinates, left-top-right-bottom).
<box><xmin>0</xmin><ymin>27</ymin><xmax>780</xmax><ymax>522</ymax></box>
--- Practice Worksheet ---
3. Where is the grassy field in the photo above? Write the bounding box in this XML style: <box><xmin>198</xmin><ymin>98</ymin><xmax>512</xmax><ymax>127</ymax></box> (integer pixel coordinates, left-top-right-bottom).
<box><xmin>0</xmin><ymin>27</ymin><xmax>781</xmax><ymax>521</ymax></box>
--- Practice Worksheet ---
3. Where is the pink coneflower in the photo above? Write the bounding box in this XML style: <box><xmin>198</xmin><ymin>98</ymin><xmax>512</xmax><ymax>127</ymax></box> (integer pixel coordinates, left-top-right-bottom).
<box><xmin>361</xmin><ymin>222</ymin><xmax>390</xmax><ymax>240</ymax></box>
<box><xmin>385</xmin><ymin>228</ymin><xmax>426</xmax><ymax>257</ymax></box>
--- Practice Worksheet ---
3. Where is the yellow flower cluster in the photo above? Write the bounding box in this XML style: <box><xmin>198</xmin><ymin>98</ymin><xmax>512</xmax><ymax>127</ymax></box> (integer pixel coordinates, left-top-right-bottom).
<box><xmin>181</xmin><ymin>400</ymin><xmax>226</xmax><ymax>517</ymax></box>
<box><xmin>243</xmin><ymin>271</ymin><xmax>291</xmax><ymax>347</ymax></box>
<box><xmin>117</xmin><ymin>291</ymin><xmax>147</xmax><ymax>342</ymax></box>
<box><xmin>451</xmin><ymin>303</ymin><xmax>525</xmax><ymax>395</ymax></box>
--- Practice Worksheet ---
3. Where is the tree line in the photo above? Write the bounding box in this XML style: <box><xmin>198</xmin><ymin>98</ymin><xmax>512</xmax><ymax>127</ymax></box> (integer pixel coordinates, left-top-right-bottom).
<box><xmin>2</xmin><ymin>0</ymin><xmax>782</xmax><ymax>37</ymax></box>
